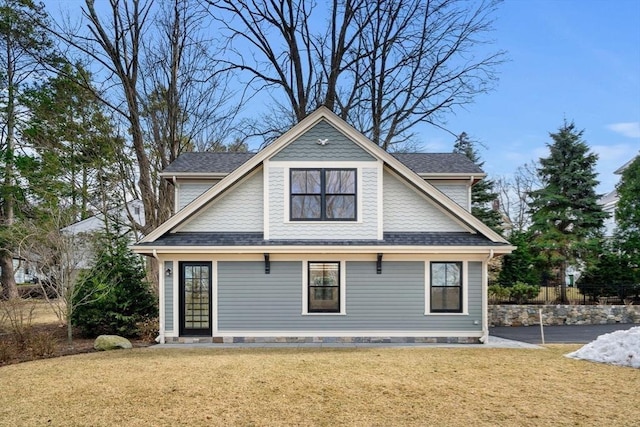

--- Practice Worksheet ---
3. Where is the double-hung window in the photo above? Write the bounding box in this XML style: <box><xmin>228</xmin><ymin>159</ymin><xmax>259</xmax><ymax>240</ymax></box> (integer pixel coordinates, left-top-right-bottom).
<box><xmin>290</xmin><ymin>169</ymin><xmax>356</xmax><ymax>220</ymax></box>
<box><xmin>308</xmin><ymin>262</ymin><xmax>340</xmax><ymax>313</ymax></box>
<box><xmin>430</xmin><ymin>262</ymin><xmax>463</xmax><ymax>313</ymax></box>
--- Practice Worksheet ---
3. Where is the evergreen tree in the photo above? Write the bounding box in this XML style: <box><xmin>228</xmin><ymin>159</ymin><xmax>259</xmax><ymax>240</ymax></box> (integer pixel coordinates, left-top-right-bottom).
<box><xmin>528</xmin><ymin>121</ymin><xmax>608</xmax><ymax>302</ymax></box>
<box><xmin>498</xmin><ymin>230</ymin><xmax>540</xmax><ymax>287</ymax></box>
<box><xmin>21</xmin><ymin>63</ymin><xmax>118</xmax><ymax>221</ymax></box>
<box><xmin>614</xmin><ymin>155</ymin><xmax>640</xmax><ymax>270</ymax></box>
<box><xmin>578</xmin><ymin>240</ymin><xmax>638</xmax><ymax>303</ymax></box>
<box><xmin>72</xmin><ymin>231</ymin><xmax>157</xmax><ymax>338</ymax></box>
<box><xmin>453</xmin><ymin>132</ymin><xmax>502</xmax><ymax>231</ymax></box>
<box><xmin>0</xmin><ymin>0</ymin><xmax>58</xmax><ymax>299</ymax></box>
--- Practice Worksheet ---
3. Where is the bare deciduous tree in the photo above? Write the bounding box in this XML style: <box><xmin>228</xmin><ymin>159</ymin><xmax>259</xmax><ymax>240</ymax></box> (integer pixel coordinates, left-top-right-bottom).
<box><xmin>49</xmin><ymin>0</ymin><xmax>241</xmax><ymax>234</ymax></box>
<box><xmin>204</xmin><ymin>0</ymin><xmax>504</xmax><ymax>149</ymax></box>
<box><xmin>18</xmin><ymin>213</ymin><xmax>109</xmax><ymax>343</ymax></box>
<box><xmin>495</xmin><ymin>161</ymin><xmax>541</xmax><ymax>234</ymax></box>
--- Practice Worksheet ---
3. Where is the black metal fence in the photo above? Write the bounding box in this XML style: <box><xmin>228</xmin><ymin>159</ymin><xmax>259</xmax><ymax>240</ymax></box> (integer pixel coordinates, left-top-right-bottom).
<box><xmin>489</xmin><ymin>283</ymin><xmax>640</xmax><ymax>305</ymax></box>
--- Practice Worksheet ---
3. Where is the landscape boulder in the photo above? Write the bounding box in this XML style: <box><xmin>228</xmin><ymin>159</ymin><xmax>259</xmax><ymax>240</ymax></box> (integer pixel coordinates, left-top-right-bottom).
<box><xmin>94</xmin><ymin>335</ymin><xmax>133</xmax><ymax>351</ymax></box>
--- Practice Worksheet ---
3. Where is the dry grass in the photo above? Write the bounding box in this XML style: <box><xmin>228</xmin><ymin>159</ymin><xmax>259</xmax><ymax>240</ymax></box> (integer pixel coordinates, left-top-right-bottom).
<box><xmin>30</xmin><ymin>299</ymin><xmax>63</xmax><ymax>325</ymax></box>
<box><xmin>0</xmin><ymin>298</ymin><xmax>62</xmax><ymax>328</ymax></box>
<box><xmin>0</xmin><ymin>345</ymin><xmax>638</xmax><ymax>426</ymax></box>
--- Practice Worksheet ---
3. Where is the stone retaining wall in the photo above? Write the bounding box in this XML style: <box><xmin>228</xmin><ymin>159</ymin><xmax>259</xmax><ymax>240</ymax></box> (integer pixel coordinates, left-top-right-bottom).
<box><xmin>489</xmin><ymin>304</ymin><xmax>640</xmax><ymax>327</ymax></box>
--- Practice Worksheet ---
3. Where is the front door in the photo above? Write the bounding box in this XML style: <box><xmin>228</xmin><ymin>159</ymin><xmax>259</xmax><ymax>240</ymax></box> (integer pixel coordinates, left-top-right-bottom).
<box><xmin>179</xmin><ymin>262</ymin><xmax>212</xmax><ymax>336</ymax></box>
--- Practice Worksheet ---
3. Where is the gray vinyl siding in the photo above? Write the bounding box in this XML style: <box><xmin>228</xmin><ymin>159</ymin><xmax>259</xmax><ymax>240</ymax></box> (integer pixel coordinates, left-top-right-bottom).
<box><xmin>177</xmin><ymin>182</ymin><xmax>216</xmax><ymax>210</ymax></box>
<box><xmin>218</xmin><ymin>261</ymin><xmax>303</xmax><ymax>330</ymax></box>
<box><xmin>178</xmin><ymin>170</ymin><xmax>263</xmax><ymax>232</ymax></box>
<box><xmin>432</xmin><ymin>183</ymin><xmax>470</xmax><ymax>211</ymax></box>
<box><xmin>217</xmin><ymin>261</ymin><xmax>481</xmax><ymax>332</ymax></box>
<box><xmin>268</xmin><ymin>166</ymin><xmax>379</xmax><ymax>239</ymax></box>
<box><xmin>383</xmin><ymin>170</ymin><xmax>466</xmax><ymax>232</ymax></box>
<box><xmin>271</xmin><ymin>120</ymin><xmax>376</xmax><ymax>162</ymax></box>
<box><xmin>164</xmin><ymin>261</ymin><xmax>174</xmax><ymax>332</ymax></box>
<box><xmin>468</xmin><ymin>261</ymin><xmax>482</xmax><ymax>319</ymax></box>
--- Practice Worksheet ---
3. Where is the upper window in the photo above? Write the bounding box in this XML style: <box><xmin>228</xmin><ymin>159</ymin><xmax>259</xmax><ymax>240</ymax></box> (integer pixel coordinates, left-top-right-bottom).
<box><xmin>430</xmin><ymin>262</ymin><xmax>462</xmax><ymax>313</ymax></box>
<box><xmin>308</xmin><ymin>262</ymin><xmax>340</xmax><ymax>313</ymax></box>
<box><xmin>290</xmin><ymin>169</ymin><xmax>356</xmax><ymax>221</ymax></box>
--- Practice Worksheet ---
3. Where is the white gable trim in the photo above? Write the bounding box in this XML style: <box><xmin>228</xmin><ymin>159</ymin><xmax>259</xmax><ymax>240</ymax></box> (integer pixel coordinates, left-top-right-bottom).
<box><xmin>140</xmin><ymin>107</ymin><xmax>508</xmax><ymax>244</ymax></box>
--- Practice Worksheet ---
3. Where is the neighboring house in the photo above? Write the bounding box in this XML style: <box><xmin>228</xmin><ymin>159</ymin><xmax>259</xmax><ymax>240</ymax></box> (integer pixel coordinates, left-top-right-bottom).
<box><xmin>600</xmin><ymin>154</ymin><xmax>638</xmax><ymax>238</ymax></box>
<box><xmin>12</xmin><ymin>256</ymin><xmax>36</xmax><ymax>284</ymax></box>
<box><xmin>62</xmin><ymin>199</ymin><xmax>145</xmax><ymax>270</ymax></box>
<box><xmin>133</xmin><ymin>107</ymin><xmax>514</xmax><ymax>344</ymax></box>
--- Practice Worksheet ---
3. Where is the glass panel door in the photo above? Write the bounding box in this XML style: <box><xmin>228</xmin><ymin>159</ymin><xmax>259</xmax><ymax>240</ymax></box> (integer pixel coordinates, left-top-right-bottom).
<box><xmin>179</xmin><ymin>262</ymin><xmax>212</xmax><ymax>336</ymax></box>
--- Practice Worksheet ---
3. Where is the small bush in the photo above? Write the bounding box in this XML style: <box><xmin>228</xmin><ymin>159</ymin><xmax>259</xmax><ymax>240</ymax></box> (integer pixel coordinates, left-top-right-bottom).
<box><xmin>0</xmin><ymin>298</ymin><xmax>36</xmax><ymax>345</ymax></box>
<box><xmin>488</xmin><ymin>285</ymin><xmax>511</xmax><ymax>303</ymax></box>
<box><xmin>510</xmin><ymin>282</ymin><xmax>540</xmax><ymax>304</ymax></box>
<box><xmin>0</xmin><ymin>337</ymin><xmax>17</xmax><ymax>364</ymax></box>
<box><xmin>136</xmin><ymin>317</ymin><xmax>159</xmax><ymax>342</ymax></box>
<box><xmin>26</xmin><ymin>331</ymin><xmax>57</xmax><ymax>358</ymax></box>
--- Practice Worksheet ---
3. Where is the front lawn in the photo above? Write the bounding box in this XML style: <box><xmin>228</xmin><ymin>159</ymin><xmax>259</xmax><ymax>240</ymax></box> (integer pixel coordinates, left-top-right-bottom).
<box><xmin>0</xmin><ymin>345</ymin><xmax>638</xmax><ymax>426</ymax></box>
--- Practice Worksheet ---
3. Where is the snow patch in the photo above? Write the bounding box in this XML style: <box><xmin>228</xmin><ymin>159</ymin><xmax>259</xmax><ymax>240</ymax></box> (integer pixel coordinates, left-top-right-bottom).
<box><xmin>565</xmin><ymin>326</ymin><xmax>640</xmax><ymax>369</ymax></box>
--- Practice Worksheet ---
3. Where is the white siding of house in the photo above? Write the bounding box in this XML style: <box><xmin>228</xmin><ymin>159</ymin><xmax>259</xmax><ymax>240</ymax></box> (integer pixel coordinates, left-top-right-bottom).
<box><xmin>383</xmin><ymin>170</ymin><xmax>466</xmax><ymax>232</ymax></box>
<box><xmin>268</xmin><ymin>165</ymin><xmax>379</xmax><ymax>240</ymax></box>
<box><xmin>432</xmin><ymin>183</ymin><xmax>470</xmax><ymax>211</ymax></box>
<box><xmin>177</xmin><ymin>170</ymin><xmax>263</xmax><ymax>232</ymax></box>
<box><xmin>177</xmin><ymin>181</ymin><xmax>217</xmax><ymax>211</ymax></box>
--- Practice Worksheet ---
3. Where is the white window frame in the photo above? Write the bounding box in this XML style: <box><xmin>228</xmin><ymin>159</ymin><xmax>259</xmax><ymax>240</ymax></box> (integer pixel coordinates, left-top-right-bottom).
<box><xmin>424</xmin><ymin>260</ymin><xmax>468</xmax><ymax>315</ymax></box>
<box><xmin>302</xmin><ymin>260</ymin><xmax>347</xmax><ymax>315</ymax></box>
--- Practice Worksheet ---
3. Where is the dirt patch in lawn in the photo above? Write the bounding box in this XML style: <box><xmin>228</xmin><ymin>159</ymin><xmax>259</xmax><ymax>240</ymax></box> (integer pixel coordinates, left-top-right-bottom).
<box><xmin>1</xmin><ymin>345</ymin><xmax>638</xmax><ymax>426</ymax></box>
<box><xmin>0</xmin><ymin>299</ymin><xmax>153</xmax><ymax>366</ymax></box>
<box><xmin>0</xmin><ymin>321</ymin><xmax>152</xmax><ymax>366</ymax></box>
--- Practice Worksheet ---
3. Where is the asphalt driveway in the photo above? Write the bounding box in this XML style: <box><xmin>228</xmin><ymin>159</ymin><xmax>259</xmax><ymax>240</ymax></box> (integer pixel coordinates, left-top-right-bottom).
<box><xmin>490</xmin><ymin>323</ymin><xmax>638</xmax><ymax>344</ymax></box>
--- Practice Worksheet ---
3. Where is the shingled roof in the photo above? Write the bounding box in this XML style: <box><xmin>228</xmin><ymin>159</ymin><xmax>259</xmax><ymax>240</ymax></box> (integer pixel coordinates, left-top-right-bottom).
<box><xmin>136</xmin><ymin>232</ymin><xmax>509</xmax><ymax>248</ymax></box>
<box><xmin>161</xmin><ymin>152</ymin><xmax>256</xmax><ymax>175</ymax></box>
<box><xmin>161</xmin><ymin>151</ymin><xmax>482</xmax><ymax>175</ymax></box>
<box><xmin>390</xmin><ymin>153</ymin><xmax>484</xmax><ymax>175</ymax></box>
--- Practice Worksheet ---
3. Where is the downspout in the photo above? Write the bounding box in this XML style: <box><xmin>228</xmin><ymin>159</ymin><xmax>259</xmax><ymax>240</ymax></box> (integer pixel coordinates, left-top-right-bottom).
<box><xmin>480</xmin><ymin>249</ymin><xmax>494</xmax><ymax>344</ymax></box>
<box><xmin>152</xmin><ymin>249</ymin><xmax>165</xmax><ymax>344</ymax></box>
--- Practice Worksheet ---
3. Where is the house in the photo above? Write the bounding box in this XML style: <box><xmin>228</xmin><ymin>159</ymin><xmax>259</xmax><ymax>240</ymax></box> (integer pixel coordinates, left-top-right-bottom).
<box><xmin>599</xmin><ymin>154</ymin><xmax>638</xmax><ymax>238</ymax></box>
<box><xmin>132</xmin><ymin>107</ymin><xmax>514</xmax><ymax>344</ymax></box>
<box><xmin>12</xmin><ymin>256</ymin><xmax>36</xmax><ymax>284</ymax></box>
<box><xmin>61</xmin><ymin>199</ymin><xmax>145</xmax><ymax>270</ymax></box>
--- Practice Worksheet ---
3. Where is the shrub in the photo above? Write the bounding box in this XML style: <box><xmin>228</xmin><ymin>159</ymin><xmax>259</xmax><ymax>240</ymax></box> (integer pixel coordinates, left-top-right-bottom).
<box><xmin>72</xmin><ymin>232</ymin><xmax>157</xmax><ymax>338</ymax></box>
<box><xmin>509</xmin><ymin>282</ymin><xmax>540</xmax><ymax>304</ymax></box>
<box><xmin>488</xmin><ymin>285</ymin><xmax>511</xmax><ymax>303</ymax></box>
<box><xmin>0</xmin><ymin>298</ymin><xmax>36</xmax><ymax>345</ymax></box>
<box><xmin>135</xmin><ymin>317</ymin><xmax>159</xmax><ymax>343</ymax></box>
<box><xmin>0</xmin><ymin>337</ymin><xmax>17</xmax><ymax>364</ymax></box>
<box><xmin>26</xmin><ymin>331</ymin><xmax>57</xmax><ymax>358</ymax></box>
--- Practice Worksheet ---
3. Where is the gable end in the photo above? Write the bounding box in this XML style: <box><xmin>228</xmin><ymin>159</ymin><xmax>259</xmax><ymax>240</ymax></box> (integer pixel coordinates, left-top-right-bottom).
<box><xmin>271</xmin><ymin>120</ymin><xmax>376</xmax><ymax>162</ymax></box>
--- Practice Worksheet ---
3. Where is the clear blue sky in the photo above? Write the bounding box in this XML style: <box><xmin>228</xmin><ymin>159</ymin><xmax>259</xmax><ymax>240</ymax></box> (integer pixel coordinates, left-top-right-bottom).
<box><xmin>418</xmin><ymin>0</ymin><xmax>640</xmax><ymax>193</ymax></box>
<box><xmin>44</xmin><ymin>0</ymin><xmax>640</xmax><ymax>193</ymax></box>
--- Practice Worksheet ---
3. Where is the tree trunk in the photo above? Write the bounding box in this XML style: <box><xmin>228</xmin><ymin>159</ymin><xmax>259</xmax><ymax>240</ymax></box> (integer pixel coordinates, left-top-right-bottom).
<box><xmin>0</xmin><ymin>255</ymin><xmax>18</xmax><ymax>300</ymax></box>
<box><xmin>1</xmin><ymin>38</ymin><xmax>17</xmax><ymax>300</ymax></box>
<box><xmin>67</xmin><ymin>303</ymin><xmax>73</xmax><ymax>344</ymax></box>
<box><xmin>559</xmin><ymin>261</ymin><xmax>568</xmax><ymax>304</ymax></box>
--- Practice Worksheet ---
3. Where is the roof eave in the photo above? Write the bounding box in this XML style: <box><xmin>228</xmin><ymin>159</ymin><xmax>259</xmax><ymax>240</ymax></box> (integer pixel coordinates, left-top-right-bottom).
<box><xmin>132</xmin><ymin>244</ymin><xmax>516</xmax><ymax>255</ymax></box>
<box><xmin>160</xmin><ymin>172</ymin><xmax>229</xmax><ymax>180</ymax></box>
